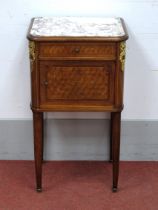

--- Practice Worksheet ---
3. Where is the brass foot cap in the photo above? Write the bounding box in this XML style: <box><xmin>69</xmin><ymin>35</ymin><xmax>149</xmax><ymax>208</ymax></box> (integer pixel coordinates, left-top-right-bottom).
<box><xmin>36</xmin><ymin>188</ymin><xmax>42</xmax><ymax>192</ymax></box>
<box><xmin>112</xmin><ymin>187</ymin><xmax>117</xmax><ymax>192</ymax></box>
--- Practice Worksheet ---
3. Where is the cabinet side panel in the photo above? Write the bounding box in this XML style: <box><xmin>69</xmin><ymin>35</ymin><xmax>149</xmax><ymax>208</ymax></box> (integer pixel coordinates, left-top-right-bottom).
<box><xmin>114</xmin><ymin>42</ymin><xmax>126</xmax><ymax>108</ymax></box>
<box><xmin>29</xmin><ymin>41</ymin><xmax>40</xmax><ymax>109</ymax></box>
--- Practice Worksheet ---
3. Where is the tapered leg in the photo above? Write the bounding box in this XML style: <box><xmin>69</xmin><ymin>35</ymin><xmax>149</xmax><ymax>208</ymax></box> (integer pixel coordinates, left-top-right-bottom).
<box><xmin>33</xmin><ymin>111</ymin><xmax>43</xmax><ymax>192</ymax></box>
<box><xmin>41</xmin><ymin>115</ymin><xmax>44</xmax><ymax>162</ymax></box>
<box><xmin>111</xmin><ymin>112</ymin><xmax>121</xmax><ymax>192</ymax></box>
<box><xmin>109</xmin><ymin>112</ymin><xmax>114</xmax><ymax>162</ymax></box>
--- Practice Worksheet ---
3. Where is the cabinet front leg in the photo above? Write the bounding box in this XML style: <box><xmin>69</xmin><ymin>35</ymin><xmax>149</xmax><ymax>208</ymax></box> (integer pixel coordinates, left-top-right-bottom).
<box><xmin>33</xmin><ymin>111</ymin><xmax>43</xmax><ymax>192</ymax></box>
<box><xmin>112</xmin><ymin>112</ymin><xmax>121</xmax><ymax>192</ymax></box>
<box><xmin>109</xmin><ymin>112</ymin><xmax>114</xmax><ymax>162</ymax></box>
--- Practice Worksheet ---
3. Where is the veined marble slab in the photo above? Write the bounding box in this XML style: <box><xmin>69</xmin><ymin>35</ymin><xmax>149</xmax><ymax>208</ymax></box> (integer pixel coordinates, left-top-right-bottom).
<box><xmin>30</xmin><ymin>17</ymin><xmax>125</xmax><ymax>37</ymax></box>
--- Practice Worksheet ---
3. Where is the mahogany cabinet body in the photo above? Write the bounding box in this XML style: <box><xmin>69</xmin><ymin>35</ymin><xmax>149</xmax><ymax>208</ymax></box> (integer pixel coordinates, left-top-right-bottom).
<box><xmin>27</xmin><ymin>18</ymin><xmax>128</xmax><ymax>192</ymax></box>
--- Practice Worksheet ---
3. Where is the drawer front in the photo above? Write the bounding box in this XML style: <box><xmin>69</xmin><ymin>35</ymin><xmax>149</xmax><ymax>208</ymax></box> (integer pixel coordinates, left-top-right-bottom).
<box><xmin>39</xmin><ymin>61</ymin><xmax>115</xmax><ymax>106</ymax></box>
<box><xmin>39</xmin><ymin>42</ymin><xmax>116</xmax><ymax>60</ymax></box>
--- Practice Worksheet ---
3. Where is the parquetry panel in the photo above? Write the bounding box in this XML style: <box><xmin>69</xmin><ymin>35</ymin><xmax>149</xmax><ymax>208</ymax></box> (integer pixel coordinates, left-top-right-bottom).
<box><xmin>44</xmin><ymin>66</ymin><xmax>110</xmax><ymax>100</ymax></box>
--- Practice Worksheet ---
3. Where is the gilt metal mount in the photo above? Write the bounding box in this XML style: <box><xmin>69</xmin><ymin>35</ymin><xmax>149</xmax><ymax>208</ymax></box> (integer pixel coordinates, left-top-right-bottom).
<box><xmin>29</xmin><ymin>41</ymin><xmax>35</xmax><ymax>61</ymax></box>
<box><xmin>119</xmin><ymin>42</ymin><xmax>126</xmax><ymax>72</ymax></box>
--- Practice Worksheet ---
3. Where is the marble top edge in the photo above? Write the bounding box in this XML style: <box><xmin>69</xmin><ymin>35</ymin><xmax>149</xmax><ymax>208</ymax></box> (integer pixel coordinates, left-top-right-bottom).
<box><xmin>30</xmin><ymin>16</ymin><xmax>126</xmax><ymax>37</ymax></box>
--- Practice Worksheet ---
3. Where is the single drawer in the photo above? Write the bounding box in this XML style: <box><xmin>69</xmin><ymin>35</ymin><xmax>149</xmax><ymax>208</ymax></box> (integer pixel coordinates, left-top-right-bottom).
<box><xmin>39</xmin><ymin>42</ymin><xmax>116</xmax><ymax>60</ymax></box>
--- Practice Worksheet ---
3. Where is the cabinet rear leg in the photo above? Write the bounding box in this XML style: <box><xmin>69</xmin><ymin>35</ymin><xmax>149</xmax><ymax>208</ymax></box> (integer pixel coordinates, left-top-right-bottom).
<box><xmin>111</xmin><ymin>112</ymin><xmax>121</xmax><ymax>192</ymax></box>
<box><xmin>33</xmin><ymin>111</ymin><xmax>43</xmax><ymax>192</ymax></box>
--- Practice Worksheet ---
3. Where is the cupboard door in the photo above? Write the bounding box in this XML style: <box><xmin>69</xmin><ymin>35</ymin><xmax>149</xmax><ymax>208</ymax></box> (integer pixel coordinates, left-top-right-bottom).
<box><xmin>39</xmin><ymin>61</ymin><xmax>115</xmax><ymax>107</ymax></box>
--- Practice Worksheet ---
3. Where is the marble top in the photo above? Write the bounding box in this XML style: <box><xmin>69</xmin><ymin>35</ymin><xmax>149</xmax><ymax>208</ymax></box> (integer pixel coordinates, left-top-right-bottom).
<box><xmin>30</xmin><ymin>17</ymin><xmax>125</xmax><ymax>37</ymax></box>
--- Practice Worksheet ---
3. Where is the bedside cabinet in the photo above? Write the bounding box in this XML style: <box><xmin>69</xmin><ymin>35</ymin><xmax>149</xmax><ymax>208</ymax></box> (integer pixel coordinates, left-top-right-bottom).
<box><xmin>27</xmin><ymin>17</ymin><xmax>128</xmax><ymax>192</ymax></box>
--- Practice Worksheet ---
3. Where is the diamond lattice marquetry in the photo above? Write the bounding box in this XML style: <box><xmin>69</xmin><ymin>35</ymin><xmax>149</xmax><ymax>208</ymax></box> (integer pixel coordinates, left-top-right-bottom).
<box><xmin>43</xmin><ymin>66</ymin><xmax>110</xmax><ymax>101</ymax></box>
